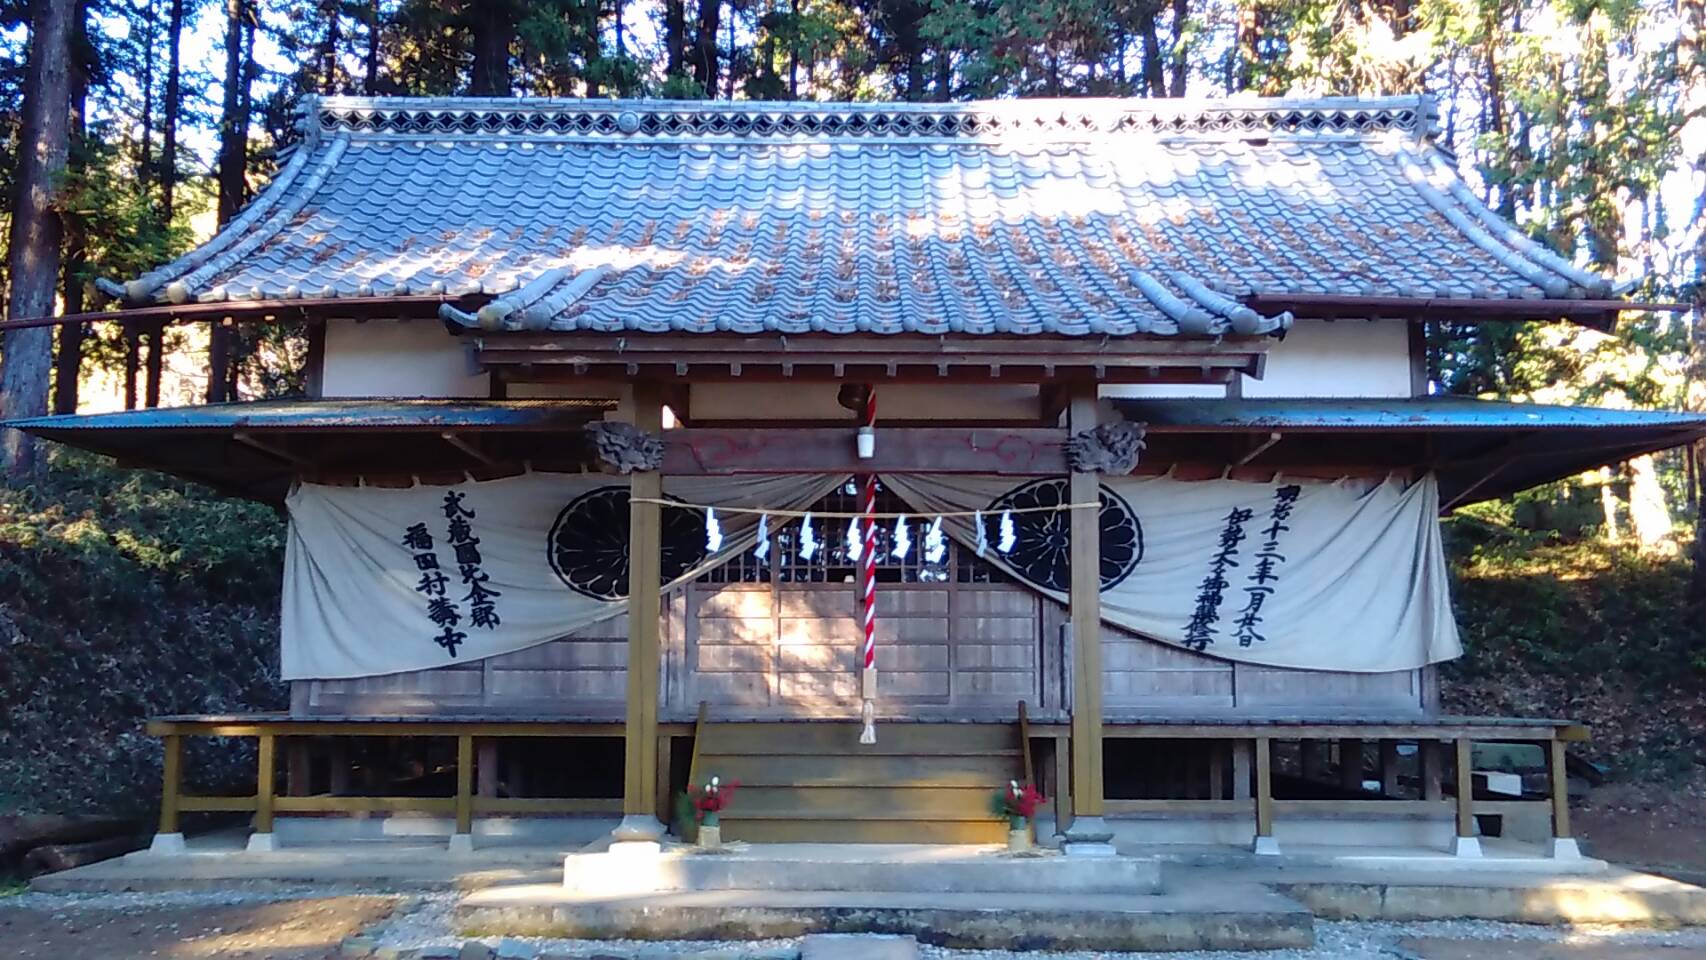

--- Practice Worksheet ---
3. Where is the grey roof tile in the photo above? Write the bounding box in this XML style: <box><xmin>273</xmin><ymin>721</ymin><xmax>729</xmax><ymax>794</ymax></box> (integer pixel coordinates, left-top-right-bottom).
<box><xmin>108</xmin><ymin>95</ymin><xmax>1614</xmax><ymax>338</ymax></box>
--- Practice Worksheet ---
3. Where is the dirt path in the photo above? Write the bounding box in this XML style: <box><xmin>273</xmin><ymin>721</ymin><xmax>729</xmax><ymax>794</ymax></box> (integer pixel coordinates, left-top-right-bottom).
<box><xmin>0</xmin><ymin>894</ymin><xmax>397</xmax><ymax>960</ymax></box>
<box><xmin>1398</xmin><ymin>940</ymin><xmax>1706</xmax><ymax>959</ymax></box>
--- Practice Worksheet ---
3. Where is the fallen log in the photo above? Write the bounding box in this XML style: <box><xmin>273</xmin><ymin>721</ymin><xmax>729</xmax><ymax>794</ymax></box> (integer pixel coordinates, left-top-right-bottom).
<box><xmin>21</xmin><ymin>834</ymin><xmax>146</xmax><ymax>876</ymax></box>
<box><xmin>0</xmin><ymin>814</ymin><xmax>140</xmax><ymax>866</ymax></box>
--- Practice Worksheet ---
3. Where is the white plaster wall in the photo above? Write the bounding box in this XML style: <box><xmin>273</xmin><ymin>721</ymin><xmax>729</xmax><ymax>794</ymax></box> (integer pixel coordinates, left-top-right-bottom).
<box><xmin>689</xmin><ymin>383</ymin><xmax>1041</xmax><ymax>421</ymax></box>
<box><xmin>320</xmin><ymin>319</ymin><xmax>489</xmax><ymax>398</ymax></box>
<box><xmin>1100</xmin><ymin>320</ymin><xmax>1414</xmax><ymax>401</ymax></box>
<box><xmin>1243</xmin><ymin>319</ymin><xmax>1412</xmax><ymax>398</ymax></box>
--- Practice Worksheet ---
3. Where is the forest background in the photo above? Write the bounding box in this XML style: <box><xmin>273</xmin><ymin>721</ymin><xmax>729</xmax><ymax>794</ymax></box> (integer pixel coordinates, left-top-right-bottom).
<box><xmin>0</xmin><ymin>0</ymin><xmax>1703</xmax><ymax>847</ymax></box>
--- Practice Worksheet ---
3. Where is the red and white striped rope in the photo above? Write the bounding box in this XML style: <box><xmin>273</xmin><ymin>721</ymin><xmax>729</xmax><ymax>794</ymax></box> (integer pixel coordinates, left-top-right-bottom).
<box><xmin>861</xmin><ymin>386</ymin><xmax>877</xmax><ymax>672</ymax></box>
<box><xmin>861</xmin><ymin>472</ymin><xmax>877</xmax><ymax>670</ymax></box>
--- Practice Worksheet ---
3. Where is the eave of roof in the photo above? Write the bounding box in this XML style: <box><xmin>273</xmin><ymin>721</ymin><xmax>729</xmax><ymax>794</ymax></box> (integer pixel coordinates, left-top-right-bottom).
<box><xmin>79</xmin><ymin>94</ymin><xmax>1634</xmax><ymax>340</ymax></box>
<box><xmin>11</xmin><ymin>397</ymin><xmax>1702</xmax><ymax>509</ymax></box>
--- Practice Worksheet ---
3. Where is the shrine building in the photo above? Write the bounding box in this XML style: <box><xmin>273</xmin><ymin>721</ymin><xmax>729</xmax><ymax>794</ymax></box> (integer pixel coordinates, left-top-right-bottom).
<box><xmin>12</xmin><ymin>94</ymin><xmax>1706</xmax><ymax>864</ymax></box>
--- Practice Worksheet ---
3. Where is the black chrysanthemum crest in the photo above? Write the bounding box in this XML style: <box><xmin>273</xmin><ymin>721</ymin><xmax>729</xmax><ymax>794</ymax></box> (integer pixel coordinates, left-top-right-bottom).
<box><xmin>548</xmin><ymin>486</ymin><xmax>710</xmax><ymax>600</ymax></box>
<box><xmin>980</xmin><ymin>479</ymin><xmax>1142</xmax><ymax>592</ymax></box>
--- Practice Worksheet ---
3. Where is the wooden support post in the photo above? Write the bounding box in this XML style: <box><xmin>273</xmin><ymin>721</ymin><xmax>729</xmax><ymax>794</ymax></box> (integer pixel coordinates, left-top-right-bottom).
<box><xmin>247</xmin><ymin>733</ymin><xmax>276</xmax><ymax>852</ymax></box>
<box><xmin>1063</xmin><ymin>385</ymin><xmax>1109</xmax><ymax>854</ymax></box>
<box><xmin>1253</xmin><ymin>737</ymin><xmax>1277</xmax><ymax>855</ymax></box>
<box><xmin>327</xmin><ymin>738</ymin><xmax>349</xmax><ymax>795</ymax></box>
<box><xmin>1421</xmin><ymin>739</ymin><xmax>1443</xmax><ymax>801</ymax></box>
<box><xmin>1547</xmin><ymin>738</ymin><xmax>1580</xmax><ymax>859</ymax></box>
<box><xmin>618</xmin><ymin>382</ymin><xmax>666</xmax><ymax>844</ymax></box>
<box><xmin>286</xmin><ymin>738</ymin><xmax>310</xmax><ymax>797</ymax></box>
<box><xmin>656</xmin><ymin>733</ymin><xmax>674</xmax><ymax>821</ymax></box>
<box><xmin>1208</xmin><ymin>741</ymin><xmax>1228</xmax><ymax>800</ymax></box>
<box><xmin>1052</xmin><ymin>733</ymin><xmax>1072</xmax><ymax>836</ymax></box>
<box><xmin>1339</xmin><ymin>738</ymin><xmax>1364</xmax><ymax>792</ymax></box>
<box><xmin>1231</xmin><ymin>740</ymin><xmax>1253</xmax><ymax>800</ymax></box>
<box><xmin>452</xmin><ymin>732</ymin><xmax>474</xmax><ymax>852</ymax></box>
<box><xmin>159</xmin><ymin>734</ymin><xmax>182</xmax><ymax>836</ymax></box>
<box><xmin>1453</xmin><ymin>736</ymin><xmax>1479</xmax><ymax>857</ymax></box>
<box><xmin>476</xmin><ymin>739</ymin><xmax>499</xmax><ymax>798</ymax></box>
<box><xmin>1301</xmin><ymin>738</ymin><xmax>1327</xmax><ymax>782</ymax></box>
<box><xmin>1378</xmin><ymin>740</ymin><xmax>1401</xmax><ymax>798</ymax></box>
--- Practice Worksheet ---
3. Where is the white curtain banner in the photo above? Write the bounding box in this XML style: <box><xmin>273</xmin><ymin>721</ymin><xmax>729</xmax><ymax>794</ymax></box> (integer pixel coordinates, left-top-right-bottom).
<box><xmin>282</xmin><ymin>472</ymin><xmax>843</xmax><ymax>679</ymax></box>
<box><xmin>882</xmin><ymin>473</ymin><xmax>1461</xmax><ymax>673</ymax></box>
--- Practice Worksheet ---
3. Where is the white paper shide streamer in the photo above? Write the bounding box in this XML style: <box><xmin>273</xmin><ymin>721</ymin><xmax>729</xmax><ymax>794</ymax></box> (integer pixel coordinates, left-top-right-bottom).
<box><xmin>997</xmin><ymin>509</ymin><xmax>1017</xmax><ymax>553</ymax></box>
<box><xmin>891</xmin><ymin>514</ymin><xmax>912</xmax><ymax>560</ymax></box>
<box><xmin>845</xmin><ymin>515</ymin><xmax>863</xmax><ymax>561</ymax></box>
<box><xmin>704</xmin><ymin>507</ymin><xmax>724</xmax><ymax>553</ymax></box>
<box><xmin>799</xmin><ymin>511</ymin><xmax>818</xmax><ymax>560</ymax></box>
<box><xmin>754</xmin><ymin>514</ymin><xmax>771</xmax><ymax>563</ymax></box>
<box><xmin>924</xmin><ymin>516</ymin><xmax>946</xmax><ymax>564</ymax></box>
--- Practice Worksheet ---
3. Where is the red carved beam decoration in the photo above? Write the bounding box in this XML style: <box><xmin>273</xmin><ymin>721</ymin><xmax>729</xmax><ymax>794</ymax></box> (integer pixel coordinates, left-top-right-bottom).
<box><xmin>662</xmin><ymin>427</ymin><xmax>1068</xmax><ymax>475</ymax></box>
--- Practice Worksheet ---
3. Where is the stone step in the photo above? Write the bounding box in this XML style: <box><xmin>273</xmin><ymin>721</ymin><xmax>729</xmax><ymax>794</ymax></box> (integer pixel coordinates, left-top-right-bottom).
<box><xmin>800</xmin><ymin>933</ymin><xmax>918</xmax><ymax>960</ymax></box>
<box><xmin>561</xmin><ymin>847</ymin><xmax>1160</xmax><ymax>895</ymax></box>
<box><xmin>458</xmin><ymin>880</ymin><xmax>1313</xmax><ymax>952</ymax></box>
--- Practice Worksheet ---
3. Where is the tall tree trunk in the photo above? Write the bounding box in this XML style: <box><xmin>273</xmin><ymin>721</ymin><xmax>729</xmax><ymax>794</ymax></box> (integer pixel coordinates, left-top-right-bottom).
<box><xmin>1628</xmin><ymin>455</ymin><xmax>1676</xmax><ymax>549</ymax></box>
<box><xmin>1167</xmin><ymin>0</ymin><xmax>1188</xmax><ymax>96</ymax></box>
<box><xmin>1680</xmin><ymin>0</ymin><xmax>1706</xmax><ymax>605</ymax></box>
<box><xmin>1</xmin><ymin>0</ymin><xmax>75</xmax><ymax>479</ymax></box>
<box><xmin>160</xmin><ymin>0</ymin><xmax>184</xmax><ymax>224</ymax></box>
<box><xmin>1138</xmin><ymin>4</ymin><xmax>1164</xmax><ymax>97</ymax></box>
<box><xmin>211</xmin><ymin>0</ymin><xmax>250</xmax><ymax>403</ymax></box>
<box><xmin>54</xmin><ymin>4</ymin><xmax>88</xmax><ymax>417</ymax></box>
<box><xmin>318</xmin><ymin>0</ymin><xmax>342</xmax><ymax>94</ymax></box>
<box><xmin>136</xmin><ymin>0</ymin><xmax>157</xmax><ymax>191</ymax></box>
<box><xmin>365</xmin><ymin>0</ymin><xmax>381</xmax><ymax>94</ymax></box>
<box><xmin>468</xmin><ymin>4</ymin><xmax>514</xmax><ymax>96</ymax></box>
<box><xmin>693</xmin><ymin>0</ymin><xmax>721</xmax><ymax>93</ymax></box>
<box><xmin>665</xmin><ymin>0</ymin><xmax>686</xmax><ymax>78</ymax></box>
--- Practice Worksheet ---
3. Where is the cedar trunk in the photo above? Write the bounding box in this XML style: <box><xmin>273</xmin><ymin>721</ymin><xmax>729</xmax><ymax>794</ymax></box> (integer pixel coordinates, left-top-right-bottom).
<box><xmin>1</xmin><ymin>0</ymin><xmax>76</xmax><ymax>479</ymax></box>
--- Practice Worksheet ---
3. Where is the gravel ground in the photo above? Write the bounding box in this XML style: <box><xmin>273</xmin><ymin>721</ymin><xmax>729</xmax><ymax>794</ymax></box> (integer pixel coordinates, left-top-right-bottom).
<box><xmin>9</xmin><ymin>889</ymin><xmax>1706</xmax><ymax>959</ymax></box>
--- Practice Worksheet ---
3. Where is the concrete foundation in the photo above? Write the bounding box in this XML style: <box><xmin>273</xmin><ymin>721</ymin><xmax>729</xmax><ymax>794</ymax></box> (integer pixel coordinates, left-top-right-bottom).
<box><xmin>244</xmin><ymin>833</ymin><xmax>276</xmax><ymax>854</ymax></box>
<box><xmin>456</xmin><ymin>881</ymin><xmax>1315</xmax><ymax>952</ymax></box>
<box><xmin>144</xmin><ymin>833</ymin><xmax>187</xmax><ymax>856</ymax></box>
<box><xmin>273</xmin><ymin>815</ymin><xmax>617</xmax><ymax>848</ymax></box>
<box><xmin>561</xmin><ymin>843</ymin><xmax>1161</xmax><ymax>896</ymax></box>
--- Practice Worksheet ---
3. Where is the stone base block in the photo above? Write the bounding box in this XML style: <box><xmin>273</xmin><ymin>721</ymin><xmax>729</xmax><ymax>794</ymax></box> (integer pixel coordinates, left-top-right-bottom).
<box><xmin>1548</xmin><ymin>837</ymin><xmax>1583</xmax><ymax>860</ymax></box>
<box><xmin>145</xmin><ymin>833</ymin><xmax>187</xmax><ymax>856</ymax></box>
<box><xmin>244</xmin><ymin>832</ymin><xmax>277</xmax><ymax>854</ymax></box>
<box><xmin>802</xmin><ymin>933</ymin><xmax>919</xmax><ymax>960</ymax></box>
<box><xmin>1253</xmin><ymin>836</ymin><xmax>1282</xmax><ymax>857</ymax></box>
<box><xmin>447</xmin><ymin>833</ymin><xmax>475</xmax><ymax>856</ymax></box>
<box><xmin>1452</xmin><ymin>836</ymin><xmax>1483</xmax><ymax>858</ymax></box>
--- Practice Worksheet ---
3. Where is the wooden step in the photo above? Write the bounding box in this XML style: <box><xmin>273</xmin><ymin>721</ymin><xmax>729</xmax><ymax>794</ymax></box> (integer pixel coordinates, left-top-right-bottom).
<box><xmin>722</xmin><ymin>786</ymin><xmax>1005</xmax><ymax>820</ymax></box>
<box><xmin>699</xmin><ymin>723</ymin><xmax>1018</xmax><ymax>756</ymax></box>
<box><xmin>695</xmin><ymin>754</ymin><xmax>1016</xmax><ymax>789</ymax></box>
<box><xmin>691</xmin><ymin>721</ymin><xmax>1026</xmax><ymax>844</ymax></box>
<box><xmin>722</xmin><ymin>818</ymin><xmax>1012</xmax><ymax>844</ymax></box>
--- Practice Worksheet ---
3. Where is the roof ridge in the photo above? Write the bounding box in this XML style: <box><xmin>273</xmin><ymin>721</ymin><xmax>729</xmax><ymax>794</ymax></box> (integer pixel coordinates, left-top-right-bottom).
<box><xmin>301</xmin><ymin>93</ymin><xmax>1437</xmax><ymax>144</ymax></box>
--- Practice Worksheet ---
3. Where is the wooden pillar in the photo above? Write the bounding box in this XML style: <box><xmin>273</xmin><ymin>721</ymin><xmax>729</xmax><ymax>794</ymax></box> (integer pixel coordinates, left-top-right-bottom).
<box><xmin>327</xmin><ymin>738</ymin><xmax>349</xmax><ymax>795</ymax></box>
<box><xmin>158</xmin><ymin>734</ymin><xmax>182</xmax><ymax>836</ymax></box>
<box><xmin>1378</xmin><ymin>740</ymin><xmax>1401</xmax><ymax>797</ymax></box>
<box><xmin>1208</xmin><ymin>741</ymin><xmax>1228</xmax><ymax>800</ymax></box>
<box><xmin>1253</xmin><ymin>736</ymin><xmax>1278</xmax><ymax>854</ymax></box>
<box><xmin>1231</xmin><ymin>740</ymin><xmax>1253</xmax><ymax>800</ymax></box>
<box><xmin>1421</xmin><ymin>739</ymin><xmax>1443</xmax><ymax>801</ymax></box>
<box><xmin>619</xmin><ymin>383</ymin><xmax>666</xmax><ymax>841</ymax></box>
<box><xmin>1453</xmin><ymin>736</ymin><xmax>1479</xmax><ymax>856</ymax></box>
<box><xmin>454</xmin><ymin>733</ymin><xmax>474</xmax><ymax>842</ymax></box>
<box><xmin>476</xmin><ymin>739</ymin><xmax>499</xmax><ymax>798</ymax></box>
<box><xmin>1339</xmin><ymin>738</ymin><xmax>1364</xmax><ymax>792</ymax></box>
<box><xmin>1547</xmin><ymin>738</ymin><xmax>1580</xmax><ymax>858</ymax></box>
<box><xmin>286</xmin><ymin>739</ymin><xmax>311</xmax><ymax>797</ymax></box>
<box><xmin>1052</xmin><ymin>733</ymin><xmax>1072</xmax><ymax>836</ymax></box>
<box><xmin>1064</xmin><ymin>385</ymin><xmax>1107</xmax><ymax>849</ymax></box>
<box><xmin>247</xmin><ymin>733</ymin><xmax>276</xmax><ymax>852</ymax></box>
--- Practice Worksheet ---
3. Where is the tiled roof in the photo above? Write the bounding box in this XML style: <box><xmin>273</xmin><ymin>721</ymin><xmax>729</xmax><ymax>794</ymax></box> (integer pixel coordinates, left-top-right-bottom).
<box><xmin>102</xmin><ymin>95</ymin><xmax>1613</xmax><ymax>339</ymax></box>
